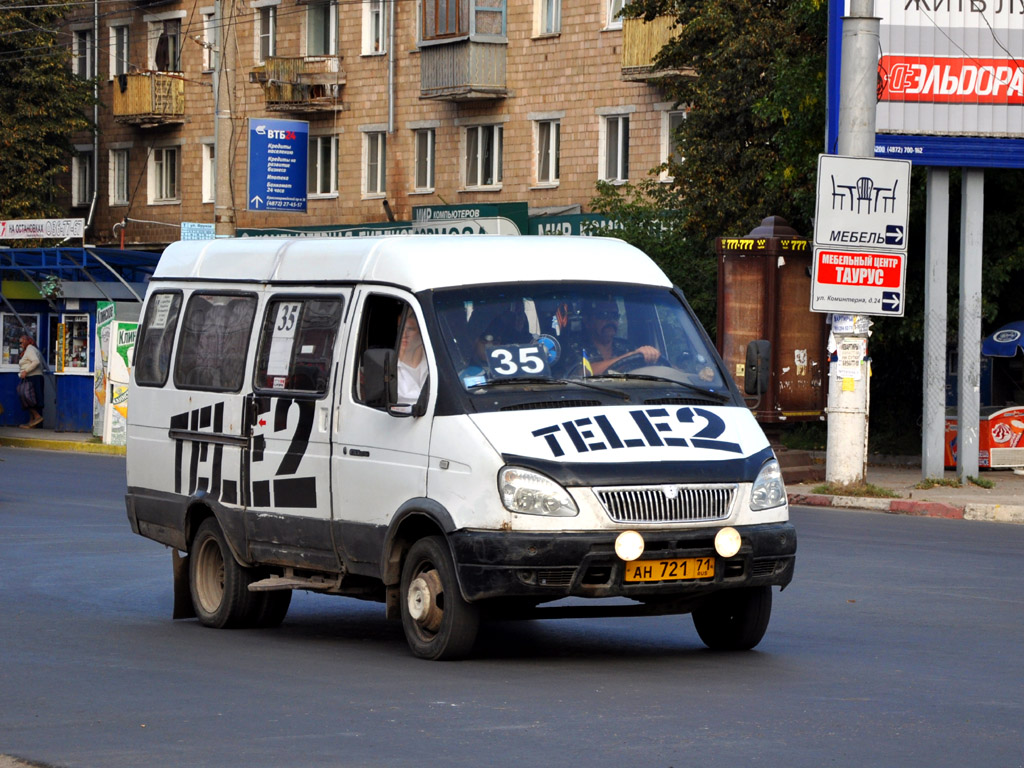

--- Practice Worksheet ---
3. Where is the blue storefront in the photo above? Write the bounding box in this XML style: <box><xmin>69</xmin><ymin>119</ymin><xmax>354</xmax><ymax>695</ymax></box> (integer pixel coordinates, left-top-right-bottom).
<box><xmin>1</xmin><ymin>247</ymin><xmax>158</xmax><ymax>432</ymax></box>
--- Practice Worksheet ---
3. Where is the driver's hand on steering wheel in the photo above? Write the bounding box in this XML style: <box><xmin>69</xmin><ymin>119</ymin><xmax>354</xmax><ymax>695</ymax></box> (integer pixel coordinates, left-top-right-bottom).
<box><xmin>632</xmin><ymin>345</ymin><xmax>661</xmax><ymax>364</ymax></box>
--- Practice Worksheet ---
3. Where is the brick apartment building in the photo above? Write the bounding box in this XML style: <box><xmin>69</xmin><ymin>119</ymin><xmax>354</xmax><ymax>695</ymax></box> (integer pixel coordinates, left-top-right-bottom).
<box><xmin>62</xmin><ymin>0</ymin><xmax>683</xmax><ymax>247</ymax></box>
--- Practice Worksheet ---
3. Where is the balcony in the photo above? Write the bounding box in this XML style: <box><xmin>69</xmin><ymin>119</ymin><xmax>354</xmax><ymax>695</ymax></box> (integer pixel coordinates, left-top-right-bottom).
<box><xmin>250</xmin><ymin>56</ymin><xmax>345</xmax><ymax>113</ymax></box>
<box><xmin>420</xmin><ymin>39</ymin><xmax>507</xmax><ymax>100</ymax></box>
<box><xmin>621</xmin><ymin>16</ymin><xmax>693</xmax><ymax>82</ymax></box>
<box><xmin>112</xmin><ymin>72</ymin><xmax>185</xmax><ymax>127</ymax></box>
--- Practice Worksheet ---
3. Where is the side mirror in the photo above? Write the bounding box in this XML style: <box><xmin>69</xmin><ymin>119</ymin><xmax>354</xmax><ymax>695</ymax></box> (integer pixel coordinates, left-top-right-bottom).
<box><xmin>744</xmin><ymin>340</ymin><xmax>771</xmax><ymax>396</ymax></box>
<box><xmin>362</xmin><ymin>348</ymin><xmax>397</xmax><ymax>408</ymax></box>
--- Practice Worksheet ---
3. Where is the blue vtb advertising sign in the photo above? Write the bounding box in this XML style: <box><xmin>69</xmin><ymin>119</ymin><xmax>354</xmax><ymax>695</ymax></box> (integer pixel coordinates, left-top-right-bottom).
<box><xmin>248</xmin><ymin>118</ymin><xmax>308</xmax><ymax>212</ymax></box>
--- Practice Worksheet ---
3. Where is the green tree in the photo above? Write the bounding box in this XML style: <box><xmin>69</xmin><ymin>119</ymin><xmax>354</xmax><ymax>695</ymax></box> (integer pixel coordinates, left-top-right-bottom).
<box><xmin>0</xmin><ymin>1</ymin><xmax>95</xmax><ymax>219</ymax></box>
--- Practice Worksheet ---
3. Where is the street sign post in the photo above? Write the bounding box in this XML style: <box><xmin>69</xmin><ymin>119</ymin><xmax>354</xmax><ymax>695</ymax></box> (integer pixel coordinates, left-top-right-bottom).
<box><xmin>811</xmin><ymin>248</ymin><xmax>906</xmax><ymax>316</ymax></box>
<box><xmin>247</xmin><ymin>118</ymin><xmax>308</xmax><ymax>213</ymax></box>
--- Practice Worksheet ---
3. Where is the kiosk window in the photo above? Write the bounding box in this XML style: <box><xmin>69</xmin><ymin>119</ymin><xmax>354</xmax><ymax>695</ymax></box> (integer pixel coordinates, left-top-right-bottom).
<box><xmin>1</xmin><ymin>314</ymin><xmax>39</xmax><ymax>369</ymax></box>
<box><xmin>255</xmin><ymin>297</ymin><xmax>344</xmax><ymax>394</ymax></box>
<box><xmin>174</xmin><ymin>293</ymin><xmax>256</xmax><ymax>391</ymax></box>
<box><xmin>135</xmin><ymin>292</ymin><xmax>182</xmax><ymax>387</ymax></box>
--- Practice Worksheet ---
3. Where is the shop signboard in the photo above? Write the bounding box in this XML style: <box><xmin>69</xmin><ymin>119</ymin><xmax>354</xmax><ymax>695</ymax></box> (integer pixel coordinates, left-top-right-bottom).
<box><xmin>811</xmin><ymin>248</ymin><xmax>906</xmax><ymax>316</ymax></box>
<box><xmin>247</xmin><ymin>118</ymin><xmax>309</xmax><ymax>212</ymax></box>
<box><xmin>411</xmin><ymin>203</ymin><xmax>529</xmax><ymax>235</ymax></box>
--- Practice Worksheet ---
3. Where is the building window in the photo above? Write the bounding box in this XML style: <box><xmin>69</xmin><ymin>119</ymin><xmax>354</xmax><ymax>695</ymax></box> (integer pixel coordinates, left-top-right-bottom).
<box><xmin>307</xmin><ymin>1</ymin><xmax>338</xmax><ymax>55</ymax></box>
<box><xmin>465</xmin><ymin>124</ymin><xmax>502</xmax><ymax>189</ymax></box>
<box><xmin>606</xmin><ymin>0</ymin><xmax>624</xmax><ymax>29</ymax></box>
<box><xmin>414</xmin><ymin>129</ymin><xmax>434</xmax><ymax>191</ymax></box>
<box><xmin>202</xmin><ymin>143</ymin><xmax>215</xmax><ymax>203</ymax></box>
<box><xmin>72</xmin><ymin>151</ymin><xmax>94</xmax><ymax>207</ymax></box>
<box><xmin>602</xmin><ymin>115</ymin><xmax>629</xmax><ymax>182</ymax></box>
<box><xmin>150</xmin><ymin>147</ymin><xmax>179</xmax><ymax>202</ymax></box>
<box><xmin>151</xmin><ymin>19</ymin><xmax>181</xmax><ymax>71</ymax></box>
<box><xmin>363</xmin><ymin>0</ymin><xmax>386</xmax><ymax>54</ymax></box>
<box><xmin>661</xmin><ymin>109</ymin><xmax>685</xmax><ymax>180</ymax></box>
<box><xmin>308</xmin><ymin>135</ymin><xmax>338</xmax><ymax>196</ymax></box>
<box><xmin>74</xmin><ymin>29</ymin><xmax>94</xmax><ymax>78</ymax></box>
<box><xmin>110</xmin><ymin>24</ymin><xmax>129</xmax><ymax>77</ymax></box>
<box><xmin>363</xmin><ymin>132</ymin><xmax>387</xmax><ymax>196</ymax></box>
<box><xmin>537</xmin><ymin>0</ymin><xmax>560</xmax><ymax>34</ymax></box>
<box><xmin>258</xmin><ymin>5</ymin><xmax>277</xmax><ymax>61</ymax></box>
<box><xmin>423</xmin><ymin>0</ymin><xmax>461</xmax><ymax>40</ymax></box>
<box><xmin>109</xmin><ymin>149</ymin><xmax>130</xmax><ymax>206</ymax></box>
<box><xmin>536</xmin><ymin>120</ymin><xmax>560</xmax><ymax>185</ymax></box>
<box><xmin>202</xmin><ymin>11</ymin><xmax>217</xmax><ymax>71</ymax></box>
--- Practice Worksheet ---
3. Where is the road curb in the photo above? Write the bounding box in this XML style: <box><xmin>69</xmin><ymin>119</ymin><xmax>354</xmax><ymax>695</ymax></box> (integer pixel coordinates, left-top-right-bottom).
<box><xmin>789</xmin><ymin>492</ymin><xmax>1024</xmax><ymax>525</ymax></box>
<box><xmin>0</xmin><ymin>435</ymin><xmax>125</xmax><ymax>456</ymax></box>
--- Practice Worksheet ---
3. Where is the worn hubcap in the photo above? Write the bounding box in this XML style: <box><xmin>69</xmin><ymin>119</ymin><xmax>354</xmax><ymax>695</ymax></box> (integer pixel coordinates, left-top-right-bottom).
<box><xmin>407</xmin><ymin>569</ymin><xmax>443</xmax><ymax>633</ymax></box>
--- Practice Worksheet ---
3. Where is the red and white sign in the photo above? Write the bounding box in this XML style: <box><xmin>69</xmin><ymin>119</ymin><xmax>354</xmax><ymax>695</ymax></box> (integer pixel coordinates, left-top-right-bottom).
<box><xmin>811</xmin><ymin>249</ymin><xmax>906</xmax><ymax>317</ymax></box>
<box><xmin>881</xmin><ymin>55</ymin><xmax>1024</xmax><ymax>105</ymax></box>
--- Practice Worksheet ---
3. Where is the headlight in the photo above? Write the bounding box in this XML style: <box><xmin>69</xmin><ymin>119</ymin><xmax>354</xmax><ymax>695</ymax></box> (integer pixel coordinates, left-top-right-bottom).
<box><xmin>750</xmin><ymin>459</ymin><xmax>787</xmax><ymax>511</ymax></box>
<box><xmin>499</xmin><ymin>467</ymin><xmax>578</xmax><ymax>517</ymax></box>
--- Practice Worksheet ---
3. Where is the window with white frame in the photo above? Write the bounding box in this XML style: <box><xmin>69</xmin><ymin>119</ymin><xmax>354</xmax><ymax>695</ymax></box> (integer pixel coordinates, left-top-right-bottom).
<box><xmin>257</xmin><ymin>4</ymin><xmax>277</xmax><ymax>61</ymax></box>
<box><xmin>535</xmin><ymin>0</ymin><xmax>560</xmax><ymax>35</ymax></box>
<box><xmin>110</xmin><ymin>23</ymin><xmax>130</xmax><ymax>77</ymax></box>
<box><xmin>465</xmin><ymin>124</ymin><xmax>502</xmax><ymax>188</ymax></box>
<box><xmin>1</xmin><ymin>314</ymin><xmax>40</xmax><ymax>369</ymax></box>
<box><xmin>149</xmin><ymin>146</ymin><xmax>179</xmax><ymax>202</ymax></box>
<box><xmin>536</xmin><ymin>119</ymin><xmax>560</xmax><ymax>185</ymax></box>
<box><xmin>202</xmin><ymin>10</ymin><xmax>217</xmax><ymax>71</ymax></box>
<box><xmin>601</xmin><ymin>114</ymin><xmax>629</xmax><ymax>182</ymax></box>
<box><xmin>307</xmin><ymin>0</ymin><xmax>338</xmax><ymax>55</ymax></box>
<box><xmin>363</xmin><ymin>0</ymin><xmax>386</xmax><ymax>54</ymax></box>
<box><xmin>661</xmin><ymin>109</ymin><xmax>685</xmax><ymax>180</ymax></box>
<box><xmin>414</xmin><ymin>128</ymin><xmax>434</xmax><ymax>191</ymax></box>
<box><xmin>72</xmin><ymin>150</ymin><xmax>94</xmax><ymax>207</ymax></box>
<box><xmin>606</xmin><ymin>0</ymin><xmax>624</xmax><ymax>29</ymax></box>
<box><xmin>74</xmin><ymin>29</ymin><xmax>94</xmax><ymax>78</ymax></box>
<box><xmin>364</xmin><ymin>132</ymin><xmax>386</xmax><ymax>196</ymax></box>
<box><xmin>109</xmin><ymin>149</ymin><xmax>130</xmax><ymax>206</ymax></box>
<box><xmin>149</xmin><ymin>18</ymin><xmax>182</xmax><ymax>71</ymax></box>
<box><xmin>202</xmin><ymin>143</ymin><xmax>215</xmax><ymax>203</ymax></box>
<box><xmin>308</xmin><ymin>135</ymin><xmax>338</xmax><ymax>196</ymax></box>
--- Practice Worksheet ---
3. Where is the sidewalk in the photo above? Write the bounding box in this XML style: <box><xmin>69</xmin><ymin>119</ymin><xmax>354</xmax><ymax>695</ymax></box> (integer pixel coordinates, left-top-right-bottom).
<box><xmin>786</xmin><ymin>459</ymin><xmax>1024</xmax><ymax>525</ymax></box>
<box><xmin>2</xmin><ymin>427</ymin><xmax>1022</xmax><ymax>524</ymax></box>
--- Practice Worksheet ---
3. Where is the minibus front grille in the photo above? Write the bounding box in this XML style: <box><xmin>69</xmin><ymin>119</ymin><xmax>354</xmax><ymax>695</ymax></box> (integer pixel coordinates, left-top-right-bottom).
<box><xmin>595</xmin><ymin>484</ymin><xmax>736</xmax><ymax>524</ymax></box>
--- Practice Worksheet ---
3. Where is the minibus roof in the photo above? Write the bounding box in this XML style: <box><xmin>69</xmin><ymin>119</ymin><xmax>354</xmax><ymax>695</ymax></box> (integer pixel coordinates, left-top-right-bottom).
<box><xmin>153</xmin><ymin>235</ymin><xmax>672</xmax><ymax>292</ymax></box>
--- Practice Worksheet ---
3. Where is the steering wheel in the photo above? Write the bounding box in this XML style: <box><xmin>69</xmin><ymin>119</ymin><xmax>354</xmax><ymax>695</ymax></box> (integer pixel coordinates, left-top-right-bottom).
<box><xmin>608</xmin><ymin>351</ymin><xmax>663</xmax><ymax>373</ymax></box>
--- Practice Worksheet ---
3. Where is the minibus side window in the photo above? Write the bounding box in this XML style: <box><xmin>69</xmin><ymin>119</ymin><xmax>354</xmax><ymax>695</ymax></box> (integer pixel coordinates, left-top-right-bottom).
<box><xmin>173</xmin><ymin>293</ymin><xmax>257</xmax><ymax>392</ymax></box>
<box><xmin>353</xmin><ymin>295</ymin><xmax>427</xmax><ymax>410</ymax></box>
<box><xmin>254</xmin><ymin>297</ymin><xmax>344</xmax><ymax>395</ymax></box>
<box><xmin>135</xmin><ymin>292</ymin><xmax>182</xmax><ymax>387</ymax></box>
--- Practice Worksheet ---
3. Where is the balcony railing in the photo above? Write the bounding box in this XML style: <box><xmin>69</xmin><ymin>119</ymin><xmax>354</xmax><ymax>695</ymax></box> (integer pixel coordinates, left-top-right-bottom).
<box><xmin>621</xmin><ymin>16</ymin><xmax>693</xmax><ymax>81</ymax></box>
<box><xmin>250</xmin><ymin>56</ymin><xmax>345</xmax><ymax>112</ymax></box>
<box><xmin>420</xmin><ymin>40</ymin><xmax>507</xmax><ymax>101</ymax></box>
<box><xmin>112</xmin><ymin>72</ymin><xmax>185</xmax><ymax>127</ymax></box>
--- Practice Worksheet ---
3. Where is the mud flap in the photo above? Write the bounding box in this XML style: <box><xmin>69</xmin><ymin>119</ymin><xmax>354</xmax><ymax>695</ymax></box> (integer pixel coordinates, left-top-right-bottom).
<box><xmin>172</xmin><ymin>549</ymin><xmax>196</xmax><ymax>620</ymax></box>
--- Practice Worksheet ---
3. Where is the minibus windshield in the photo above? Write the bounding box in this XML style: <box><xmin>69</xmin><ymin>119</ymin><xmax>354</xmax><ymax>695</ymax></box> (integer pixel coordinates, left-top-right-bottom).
<box><xmin>432</xmin><ymin>283</ymin><xmax>729</xmax><ymax>395</ymax></box>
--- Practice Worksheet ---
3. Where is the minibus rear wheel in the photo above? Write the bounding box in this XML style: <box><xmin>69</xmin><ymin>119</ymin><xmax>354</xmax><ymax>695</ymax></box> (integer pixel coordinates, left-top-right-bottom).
<box><xmin>400</xmin><ymin>536</ymin><xmax>480</xmax><ymax>660</ymax></box>
<box><xmin>691</xmin><ymin>586</ymin><xmax>772</xmax><ymax>651</ymax></box>
<box><xmin>189</xmin><ymin>517</ymin><xmax>258</xmax><ymax>629</ymax></box>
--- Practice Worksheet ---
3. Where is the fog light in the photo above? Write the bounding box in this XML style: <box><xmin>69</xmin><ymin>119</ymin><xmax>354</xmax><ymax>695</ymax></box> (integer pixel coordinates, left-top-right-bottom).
<box><xmin>714</xmin><ymin>526</ymin><xmax>742</xmax><ymax>558</ymax></box>
<box><xmin>614</xmin><ymin>530</ymin><xmax>645</xmax><ymax>562</ymax></box>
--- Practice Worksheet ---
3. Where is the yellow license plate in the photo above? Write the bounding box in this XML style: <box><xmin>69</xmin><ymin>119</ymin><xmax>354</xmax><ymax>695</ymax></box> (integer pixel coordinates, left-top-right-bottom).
<box><xmin>623</xmin><ymin>557</ymin><xmax>715</xmax><ymax>583</ymax></box>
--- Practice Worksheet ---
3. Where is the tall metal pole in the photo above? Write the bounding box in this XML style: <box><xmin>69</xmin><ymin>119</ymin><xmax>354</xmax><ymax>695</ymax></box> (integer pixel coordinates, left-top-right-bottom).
<box><xmin>922</xmin><ymin>168</ymin><xmax>950</xmax><ymax>479</ymax></box>
<box><xmin>214</xmin><ymin>0</ymin><xmax>236</xmax><ymax>237</ymax></box>
<box><xmin>825</xmin><ymin>0</ymin><xmax>878</xmax><ymax>486</ymax></box>
<box><xmin>957</xmin><ymin>169</ymin><xmax>984</xmax><ymax>482</ymax></box>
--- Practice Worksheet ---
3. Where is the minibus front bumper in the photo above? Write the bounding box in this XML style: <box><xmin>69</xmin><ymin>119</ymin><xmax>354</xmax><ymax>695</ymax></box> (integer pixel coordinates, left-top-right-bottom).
<box><xmin>448</xmin><ymin>522</ymin><xmax>796</xmax><ymax>603</ymax></box>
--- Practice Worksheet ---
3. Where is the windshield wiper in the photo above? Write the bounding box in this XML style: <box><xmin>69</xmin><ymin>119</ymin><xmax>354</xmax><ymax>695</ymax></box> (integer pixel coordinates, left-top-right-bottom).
<box><xmin>591</xmin><ymin>373</ymin><xmax>732</xmax><ymax>402</ymax></box>
<box><xmin>468</xmin><ymin>377</ymin><xmax>631</xmax><ymax>401</ymax></box>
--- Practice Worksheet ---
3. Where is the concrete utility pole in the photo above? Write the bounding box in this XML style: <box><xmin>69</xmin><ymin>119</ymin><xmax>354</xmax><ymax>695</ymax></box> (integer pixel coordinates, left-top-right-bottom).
<box><xmin>825</xmin><ymin>0</ymin><xmax>879</xmax><ymax>486</ymax></box>
<box><xmin>214</xmin><ymin>0</ymin><xmax>236</xmax><ymax>236</ymax></box>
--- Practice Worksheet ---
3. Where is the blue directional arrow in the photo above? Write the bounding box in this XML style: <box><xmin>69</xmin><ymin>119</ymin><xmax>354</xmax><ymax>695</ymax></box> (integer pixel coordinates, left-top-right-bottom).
<box><xmin>882</xmin><ymin>290</ymin><xmax>901</xmax><ymax>313</ymax></box>
<box><xmin>885</xmin><ymin>225</ymin><xmax>904</xmax><ymax>247</ymax></box>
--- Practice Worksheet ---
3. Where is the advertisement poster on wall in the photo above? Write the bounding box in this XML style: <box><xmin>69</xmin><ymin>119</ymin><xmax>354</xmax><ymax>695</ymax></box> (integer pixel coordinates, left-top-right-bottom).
<box><xmin>92</xmin><ymin>301</ymin><xmax>115</xmax><ymax>437</ymax></box>
<box><xmin>103</xmin><ymin>320</ymin><xmax>137</xmax><ymax>446</ymax></box>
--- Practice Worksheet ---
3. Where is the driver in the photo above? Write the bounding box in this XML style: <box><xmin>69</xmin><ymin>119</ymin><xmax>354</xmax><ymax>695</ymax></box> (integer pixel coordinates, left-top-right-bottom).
<box><xmin>576</xmin><ymin>299</ymin><xmax>660</xmax><ymax>376</ymax></box>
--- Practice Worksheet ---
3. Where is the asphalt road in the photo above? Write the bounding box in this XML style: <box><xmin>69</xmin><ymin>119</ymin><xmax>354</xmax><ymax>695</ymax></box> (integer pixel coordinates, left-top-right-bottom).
<box><xmin>1</xmin><ymin>448</ymin><xmax>1022</xmax><ymax>768</ymax></box>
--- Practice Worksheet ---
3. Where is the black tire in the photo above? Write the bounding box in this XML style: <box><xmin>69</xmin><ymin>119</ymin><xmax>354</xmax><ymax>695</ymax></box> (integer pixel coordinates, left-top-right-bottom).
<box><xmin>692</xmin><ymin>586</ymin><xmax>773</xmax><ymax>651</ymax></box>
<box><xmin>251</xmin><ymin>589</ymin><xmax>292</xmax><ymax>629</ymax></box>
<box><xmin>400</xmin><ymin>536</ymin><xmax>480</xmax><ymax>660</ymax></box>
<box><xmin>189</xmin><ymin>517</ymin><xmax>259</xmax><ymax>629</ymax></box>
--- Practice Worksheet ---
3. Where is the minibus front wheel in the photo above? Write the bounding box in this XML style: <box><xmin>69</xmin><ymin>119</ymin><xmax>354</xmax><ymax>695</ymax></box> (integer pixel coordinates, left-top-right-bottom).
<box><xmin>400</xmin><ymin>536</ymin><xmax>480</xmax><ymax>660</ymax></box>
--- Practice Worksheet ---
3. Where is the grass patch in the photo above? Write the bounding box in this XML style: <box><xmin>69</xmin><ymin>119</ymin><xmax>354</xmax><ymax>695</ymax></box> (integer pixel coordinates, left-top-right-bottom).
<box><xmin>811</xmin><ymin>482</ymin><xmax>901</xmax><ymax>498</ymax></box>
<box><xmin>915</xmin><ymin>478</ymin><xmax>962</xmax><ymax>490</ymax></box>
<box><xmin>968</xmin><ymin>475</ymin><xmax>995</xmax><ymax>489</ymax></box>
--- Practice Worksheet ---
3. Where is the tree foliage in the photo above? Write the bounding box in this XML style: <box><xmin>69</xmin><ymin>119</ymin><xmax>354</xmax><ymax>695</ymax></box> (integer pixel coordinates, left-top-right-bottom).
<box><xmin>0</xmin><ymin>1</ymin><xmax>95</xmax><ymax>219</ymax></box>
